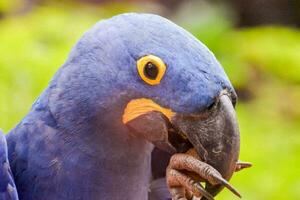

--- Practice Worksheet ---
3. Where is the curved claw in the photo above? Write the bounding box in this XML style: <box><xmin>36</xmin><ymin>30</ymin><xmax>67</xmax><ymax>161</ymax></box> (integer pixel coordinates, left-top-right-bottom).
<box><xmin>205</xmin><ymin>167</ymin><xmax>241</xmax><ymax>198</ymax></box>
<box><xmin>194</xmin><ymin>184</ymin><xmax>214</xmax><ymax>200</ymax></box>
<box><xmin>168</xmin><ymin>153</ymin><xmax>242</xmax><ymax>198</ymax></box>
<box><xmin>235</xmin><ymin>161</ymin><xmax>252</xmax><ymax>172</ymax></box>
<box><xmin>218</xmin><ymin>177</ymin><xmax>241</xmax><ymax>198</ymax></box>
<box><xmin>167</xmin><ymin>168</ymin><xmax>214</xmax><ymax>200</ymax></box>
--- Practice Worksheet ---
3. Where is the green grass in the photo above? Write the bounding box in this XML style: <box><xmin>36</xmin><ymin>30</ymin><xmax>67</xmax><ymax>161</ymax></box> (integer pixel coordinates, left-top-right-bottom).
<box><xmin>0</xmin><ymin>3</ymin><xmax>300</xmax><ymax>200</ymax></box>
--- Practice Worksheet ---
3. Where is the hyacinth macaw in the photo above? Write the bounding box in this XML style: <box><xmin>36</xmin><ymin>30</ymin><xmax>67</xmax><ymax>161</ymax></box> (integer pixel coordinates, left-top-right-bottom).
<box><xmin>0</xmin><ymin>13</ymin><xmax>251</xmax><ymax>200</ymax></box>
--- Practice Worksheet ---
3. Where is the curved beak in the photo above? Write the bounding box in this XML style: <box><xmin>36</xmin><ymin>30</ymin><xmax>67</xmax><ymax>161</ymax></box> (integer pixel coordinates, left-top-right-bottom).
<box><xmin>123</xmin><ymin>93</ymin><xmax>240</xmax><ymax>198</ymax></box>
<box><xmin>171</xmin><ymin>94</ymin><xmax>240</xmax><ymax>197</ymax></box>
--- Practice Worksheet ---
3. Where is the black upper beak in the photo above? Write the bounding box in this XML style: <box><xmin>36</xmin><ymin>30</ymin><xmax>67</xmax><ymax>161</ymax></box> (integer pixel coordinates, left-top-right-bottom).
<box><xmin>170</xmin><ymin>94</ymin><xmax>240</xmax><ymax>197</ymax></box>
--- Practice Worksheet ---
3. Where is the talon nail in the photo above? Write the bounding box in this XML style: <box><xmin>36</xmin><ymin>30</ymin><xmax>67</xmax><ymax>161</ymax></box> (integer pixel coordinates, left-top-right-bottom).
<box><xmin>238</xmin><ymin>161</ymin><xmax>252</xmax><ymax>168</ymax></box>
<box><xmin>196</xmin><ymin>183</ymin><xmax>214</xmax><ymax>200</ymax></box>
<box><xmin>219</xmin><ymin>178</ymin><xmax>241</xmax><ymax>198</ymax></box>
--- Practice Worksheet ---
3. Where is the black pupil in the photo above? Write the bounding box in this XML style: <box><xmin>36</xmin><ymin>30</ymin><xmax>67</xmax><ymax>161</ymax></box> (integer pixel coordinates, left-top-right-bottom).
<box><xmin>144</xmin><ymin>62</ymin><xmax>158</xmax><ymax>80</ymax></box>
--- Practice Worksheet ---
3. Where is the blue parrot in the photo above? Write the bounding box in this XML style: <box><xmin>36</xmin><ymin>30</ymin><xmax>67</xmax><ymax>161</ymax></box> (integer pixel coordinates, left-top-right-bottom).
<box><xmin>0</xmin><ymin>13</ymin><xmax>246</xmax><ymax>200</ymax></box>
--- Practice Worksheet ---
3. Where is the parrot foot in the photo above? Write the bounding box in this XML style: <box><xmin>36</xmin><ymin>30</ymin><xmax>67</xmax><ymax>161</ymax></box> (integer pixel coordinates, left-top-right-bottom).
<box><xmin>168</xmin><ymin>187</ymin><xmax>189</xmax><ymax>200</ymax></box>
<box><xmin>166</xmin><ymin>149</ymin><xmax>242</xmax><ymax>200</ymax></box>
<box><xmin>167</xmin><ymin>168</ymin><xmax>213</xmax><ymax>200</ymax></box>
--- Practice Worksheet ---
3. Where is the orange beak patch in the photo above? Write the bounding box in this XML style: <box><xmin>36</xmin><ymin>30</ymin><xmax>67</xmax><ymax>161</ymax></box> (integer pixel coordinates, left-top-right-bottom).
<box><xmin>122</xmin><ymin>98</ymin><xmax>175</xmax><ymax>124</ymax></box>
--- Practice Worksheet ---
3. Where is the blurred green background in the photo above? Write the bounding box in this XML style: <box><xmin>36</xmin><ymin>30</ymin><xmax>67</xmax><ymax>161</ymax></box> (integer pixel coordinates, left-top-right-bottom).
<box><xmin>0</xmin><ymin>0</ymin><xmax>300</xmax><ymax>199</ymax></box>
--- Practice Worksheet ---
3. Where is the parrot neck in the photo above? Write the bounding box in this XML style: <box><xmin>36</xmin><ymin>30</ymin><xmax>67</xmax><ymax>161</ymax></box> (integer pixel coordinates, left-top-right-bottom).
<box><xmin>52</xmin><ymin>98</ymin><xmax>155</xmax><ymax>199</ymax></box>
<box><xmin>83</xmin><ymin>121</ymin><xmax>155</xmax><ymax>199</ymax></box>
<box><xmin>7</xmin><ymin>93</ymin><xmax>155</xmax><ymax>199</ymax></box>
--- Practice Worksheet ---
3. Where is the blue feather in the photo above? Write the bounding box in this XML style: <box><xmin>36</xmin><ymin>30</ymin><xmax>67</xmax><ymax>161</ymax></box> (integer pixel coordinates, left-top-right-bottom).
<box><xmin>4</xmin><ymin>13</ymin><xmax>235</xmax><ymax>199</ymax></box>
<box><xmin>0</xmin><ymin>131</ymin><xmax>18</xmax><ymax>200</ymax></box>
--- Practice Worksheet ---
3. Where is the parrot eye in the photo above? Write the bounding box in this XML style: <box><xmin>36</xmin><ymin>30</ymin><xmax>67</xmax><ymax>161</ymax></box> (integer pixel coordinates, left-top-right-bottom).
<box><xmin>137</xmin><ymin>55</ymin><xmax>166</xmax><ymax>85</ymax></box>
<box><xmin>144</xmin><ymin>62</ymin><xmax>158</xmax><ymax>80</ymax></box>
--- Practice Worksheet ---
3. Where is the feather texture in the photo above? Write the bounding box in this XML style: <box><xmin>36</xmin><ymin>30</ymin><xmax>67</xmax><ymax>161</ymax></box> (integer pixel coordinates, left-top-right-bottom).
<box><xmin>0</xmin><ymin>131</ymin><xmax>18</xmax><ymax>200</ymax></box>
<box><xmin>3</xmin><ymin>13</ymin><xmax>234</xmax><ymax>200</ymax></box>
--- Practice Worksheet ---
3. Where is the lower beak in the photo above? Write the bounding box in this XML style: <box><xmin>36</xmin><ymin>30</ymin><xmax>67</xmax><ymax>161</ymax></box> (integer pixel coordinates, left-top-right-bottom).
<box><xmin>170</xmin><ymin>94</ymin><xmax>240</xmax><ymax>197</ymax></box>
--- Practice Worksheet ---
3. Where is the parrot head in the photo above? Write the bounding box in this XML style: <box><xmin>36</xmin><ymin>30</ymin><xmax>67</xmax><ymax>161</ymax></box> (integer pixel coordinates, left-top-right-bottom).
<box><xmin>48</xmin><ymin>13</ymin><xmax>240</xmax><ymax>198</ymax></box>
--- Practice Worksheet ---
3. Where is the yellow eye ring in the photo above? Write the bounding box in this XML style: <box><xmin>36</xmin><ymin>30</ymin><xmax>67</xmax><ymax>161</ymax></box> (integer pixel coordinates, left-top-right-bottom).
<box><xmin>136</xmin><ymin>55</ymin><xmax>166</xmax><ymax>85</ymax></box>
